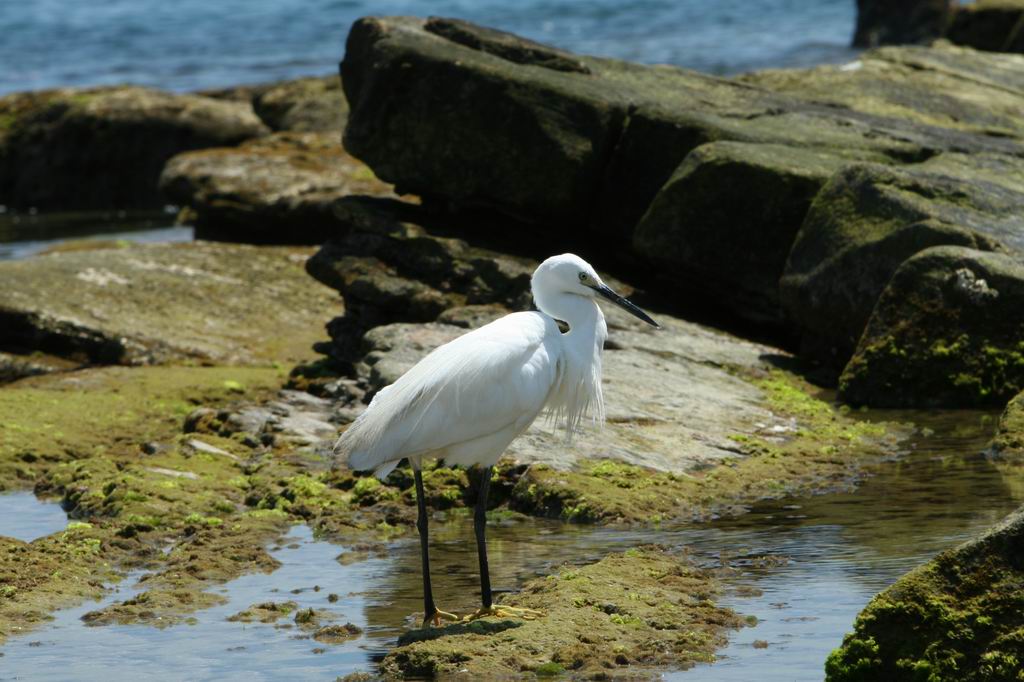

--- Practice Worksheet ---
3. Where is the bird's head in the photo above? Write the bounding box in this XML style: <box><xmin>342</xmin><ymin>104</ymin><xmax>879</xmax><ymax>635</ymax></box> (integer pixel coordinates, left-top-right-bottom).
<box><xmin>532</xmin><ymin>253</ymin><xmax>659</xmax><ymax>328</ymax></box>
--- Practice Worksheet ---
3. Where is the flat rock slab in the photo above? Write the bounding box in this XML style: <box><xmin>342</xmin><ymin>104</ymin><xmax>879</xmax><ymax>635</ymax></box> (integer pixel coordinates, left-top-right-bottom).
<box><xmin>839</xmin><ymin>246</ymin><xmax>1024</xmax><ymax>408</ymax></box>
<box><xmin>826</xmin><ymin>502</ymin><xmax>1024</xmax><ymax>681</ymax></box>
<box><xmin>160</xmin><ymin>132</ymin><xmax>395</xmax><ymax>243</ymax></box>
<box><xmin>742</xmin><ymin>43</ymin><xmax>1024</xmax><ymax>139</ymax></box>
<box><xmin>356</xmin><ymin>305</ymin><xmax>779</xmax><ymax>474</ymax></box>
<box><xmin>0</xmin><ymin>241</ymin><xmax>337</xmax><ymax>367</ymax></box>
<box><xmin>0</xmin><ymin>86</ymin><xmax>268</xmax><ymax>211</ymax></box>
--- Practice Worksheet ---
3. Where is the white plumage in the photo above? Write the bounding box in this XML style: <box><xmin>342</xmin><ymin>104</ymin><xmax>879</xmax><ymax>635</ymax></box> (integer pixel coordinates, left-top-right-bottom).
<box><xmin>336</xmin><ymin>253</ymin><xmax>626</xmax><ymax>478</ymax></box>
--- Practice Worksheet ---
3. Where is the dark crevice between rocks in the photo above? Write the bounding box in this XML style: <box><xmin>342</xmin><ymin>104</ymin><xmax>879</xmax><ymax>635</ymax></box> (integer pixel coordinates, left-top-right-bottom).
<box><xmin>0</xmin><ymin>311</ymin><xmax>126</xmax><ymax>368</ymax></box>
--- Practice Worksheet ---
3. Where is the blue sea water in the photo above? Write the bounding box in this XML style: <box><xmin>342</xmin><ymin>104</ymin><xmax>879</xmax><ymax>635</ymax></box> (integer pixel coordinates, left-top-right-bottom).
<box><xmin>2</xmin><ymin>0</ymin><xmax>857</xmax><ymax>95</ymax></box>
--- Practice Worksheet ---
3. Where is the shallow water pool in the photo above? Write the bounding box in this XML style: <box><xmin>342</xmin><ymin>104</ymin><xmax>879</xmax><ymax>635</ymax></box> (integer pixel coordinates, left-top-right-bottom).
<box><xmin>0</xmin><ymin>492</ymin><xmax>69</xmax><ymax>542</ymax></box>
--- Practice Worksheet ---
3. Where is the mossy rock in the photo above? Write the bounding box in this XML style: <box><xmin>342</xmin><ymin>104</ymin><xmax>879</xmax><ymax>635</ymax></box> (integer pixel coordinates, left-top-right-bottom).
<box><xmin>380</xmin><ymin>546</ymin><xmax>744</xmax><ymax>677</ymax></box>
<box><xmin>227</xmin><ymin>600</ymin><xmax>299</xmax><ymax>623</ymax></box>
<box><xmin>781</xmin><ymin>156</ymin><xmax>1024</xmax><ymax>370</ymax></box>
<box><xmin>826</xmin><ymin>502</ymin><xmax>1024</xmax><ymax>681</ymax></box>
<box><xmin>0</xmin><ymin>86</ymin><xmax>268</xmax><ymax>211</ymax></box>
<box><xmin>991</xmin><ymin>390</ymin><xmax>1024</xmax><ymax>460</ymax></box>
<box><xmin>0</xmin><ymin>241</ymin><xmax>335</xmax><ymax>367</ymax></box>
<box><xmin>839</xmin><ymin>246</ymin><xmax>1024</xmax><ymax>408</ymax></box>
<box><xmin>343</xmin><ymin>16</ymin><xmax>1012</xmax><ymax>249</ymax></box>
<box><xmin>634</xmin><ymin>141</ymin><xmax>873</xmax><ymax>325</ymax></box>
<box><xmin>252</xmin><ymin>75</ymin><xmax>348</xmax><ymax>133</ymax></box>
<box><xmin>159</xmin><ymin>131</ymin><xmax>394</xmax><ymax>243</ymax></box>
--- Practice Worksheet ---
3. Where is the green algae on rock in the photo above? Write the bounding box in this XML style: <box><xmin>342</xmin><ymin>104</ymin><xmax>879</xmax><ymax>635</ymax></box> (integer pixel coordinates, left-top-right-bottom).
<box><xmin>0</xmin><ymin>241</ymin><xmax>336</xmax><ymax>367</ymax></box>
<box><xmin>991</xmin><ymin>390</ymin><xmax>1024</xmax><ymax>460</ymax></box>
<box><xmin>0</xmin><ymin>366</ymin><xmax>283</xmax><ymax>490</ymax></box>
<box><xmin>839</xmin><ymin>246</ymin><xmax>1024</xmax><ymax>408</ymax></box>
<box><xmin>633</xmin><ymin>141</ymin><xmax>877</xmax><ymax>325</ymax></box>
<box><xmin>227</xmin><ymin>601</ymin><xmax>299</xmax><ymax>623</ymax></box>
<box><xmin>781</xmin><ymin>157</ymin><xmax>1024</xmax><ymax>370</ymax></box>
<box><xmin>0</xmin><ymin>363</ymin><xmax>354</xmax><ymax>641</ymax></box>
<box><xmin>825</xmin><ymin>503</ymin><xmax>1024</xmax><ymax>682</ymax></box>
<box><xmin>0</xmin><ymin>86</ymin><xmax>268</xmax><ymax>211</ymax></box>
<box><xmin>381</xmin><ymin>546</ymin><xmax>744</xmax><ymax>678</ymax></box>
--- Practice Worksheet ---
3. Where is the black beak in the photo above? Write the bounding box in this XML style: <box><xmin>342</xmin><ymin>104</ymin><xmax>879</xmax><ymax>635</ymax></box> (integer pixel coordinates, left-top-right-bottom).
<box><xmin>593</xmin><ymin>284</ymin><xmax>660</xmax><ymax>328</ymax></box>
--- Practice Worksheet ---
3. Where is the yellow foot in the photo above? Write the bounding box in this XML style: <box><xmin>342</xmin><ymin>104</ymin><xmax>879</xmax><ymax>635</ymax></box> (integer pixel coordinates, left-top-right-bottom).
<box><xmin>462</xmin><ymin>604</ymin><xmax>544</xmax><ymax>622</ymax></box>
<box><xmin>422</xmin><ymin>607</ymin><xmax>461</xmax><ymax>628</ymax></box>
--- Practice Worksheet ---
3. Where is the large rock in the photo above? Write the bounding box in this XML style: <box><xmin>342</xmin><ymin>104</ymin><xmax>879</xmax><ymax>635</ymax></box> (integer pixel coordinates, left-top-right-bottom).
<box><xmin>0</xmin><ymin>86</ymin><xmax>268</xmax><ymax>211</ymax></box>
<box><xmin>341</xmin><ymin>16</ymin><xmax>1020</xmax><ymax>249</ymax></box>
<box><xmin>633</xmin><ymin>142</ymin><xmax>875</xmax><ymax>324</ymax></box>
<box><xmin>826</xmin><ymin>503</ymin><xmax>1024</xmax><ymax>681</ymax></box>
<box><xmin>947</xmin><ymin>0</ymin><xmax>1024</xmax><ymax>54</ymax></box>
<box><xmin>159</xmin><ymin>131</ymin><xmax>395</xmax><ymax>243</ymax></box>
<box><xmin>781</xmin><ymin>154</ymin><xmax>1024</xmax><ymax>368</ymax></box>
<box><xmin>252</xmin><ymin>75</ymin><xmax>348</xmax><ymax>132</ymax></box>
<box><xmin>839</xmin><ymin>246</ymin><xmax>1024</xmax><ymax>408</ymax></box>
<box><xmin>0</xmin><ymin>241</ymin><xmax>336</xmax><ymax>368</ymax></box>
<box><xmin>852</xmin><ymin>0</ymin><xmax>953</xmax><ymax>47</ymax></box>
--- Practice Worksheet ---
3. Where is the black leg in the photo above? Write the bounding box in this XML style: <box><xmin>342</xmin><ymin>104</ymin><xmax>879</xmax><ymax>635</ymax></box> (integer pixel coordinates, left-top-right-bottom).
<box><xmin>474</xmin><ymin>465</ymin><xmax>493</xmax><ymax>609</ymax></box>
<box><xmin>414</xmin><ymin>468</ymin><xmax>437</xmax><ymax>622</ymax></box>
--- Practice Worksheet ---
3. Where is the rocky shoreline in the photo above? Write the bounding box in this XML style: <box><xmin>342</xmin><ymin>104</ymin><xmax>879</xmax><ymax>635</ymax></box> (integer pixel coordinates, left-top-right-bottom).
<box><xmin>2</xmin><ymin>14</ymin><xmax>1024</xmax><ymax>679</ymax></box>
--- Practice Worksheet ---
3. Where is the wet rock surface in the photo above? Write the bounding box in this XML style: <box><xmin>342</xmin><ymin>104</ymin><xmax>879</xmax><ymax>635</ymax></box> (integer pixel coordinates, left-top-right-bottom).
<box><xmin>0</xmin><ymin>241</ymin><xmax>336</xmax><ymax>367</ymax></box>
<box><xmin>381</xmin><ymin>546</ymin><xmax>744</xmax><ymax>677</ymax></box>
<box><xmin>826</xmin><ymin>503</ymin><xmax>1024</xmax><ymax>681</ymax></box>
<box><xmin>160</xmin><ymin>131</ymin><xmax>395</xmax><ymax>243</ymax></box>
<box><xmin>0</xmin><ymin>86</ymin><xmax>268</xmax><ymax>211</ymax></box>
<box><xmin>840</xmin><ymin>246</ymin><xmax>1024</xmax><ymax>408</ymax></box>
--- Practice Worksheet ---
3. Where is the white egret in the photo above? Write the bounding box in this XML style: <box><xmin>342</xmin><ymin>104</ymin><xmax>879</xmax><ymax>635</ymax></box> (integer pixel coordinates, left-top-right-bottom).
<box><xmin>335</xmin><ymin>253</ymin><xmax>659</xmax><ymax>626</ymax></box>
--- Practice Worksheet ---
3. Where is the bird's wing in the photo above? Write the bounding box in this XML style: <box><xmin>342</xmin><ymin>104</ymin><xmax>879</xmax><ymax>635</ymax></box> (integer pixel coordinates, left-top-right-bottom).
<box><xmin>337</xmin><ymin>312</ymin><xmax>560</xmax><ymax>473</ymax></box>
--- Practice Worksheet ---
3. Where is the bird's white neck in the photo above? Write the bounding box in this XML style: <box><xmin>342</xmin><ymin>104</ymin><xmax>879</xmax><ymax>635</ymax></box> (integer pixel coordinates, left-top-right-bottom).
<box><xmin>534</xmin><ymin>290</ymin><xmax>608</xmax><ymax>435</ymax></box>
<box><xmin>535</xmin><ymin>291</ymin><xmax>605</xmax><ymax>348</ymax></box>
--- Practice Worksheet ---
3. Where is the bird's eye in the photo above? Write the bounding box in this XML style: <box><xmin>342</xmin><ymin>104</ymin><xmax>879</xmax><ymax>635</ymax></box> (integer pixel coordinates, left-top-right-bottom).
<box><xmin>578</xmin><ymin>272</ymin><xmax>588</xmax><ymax>282</ymax></box>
